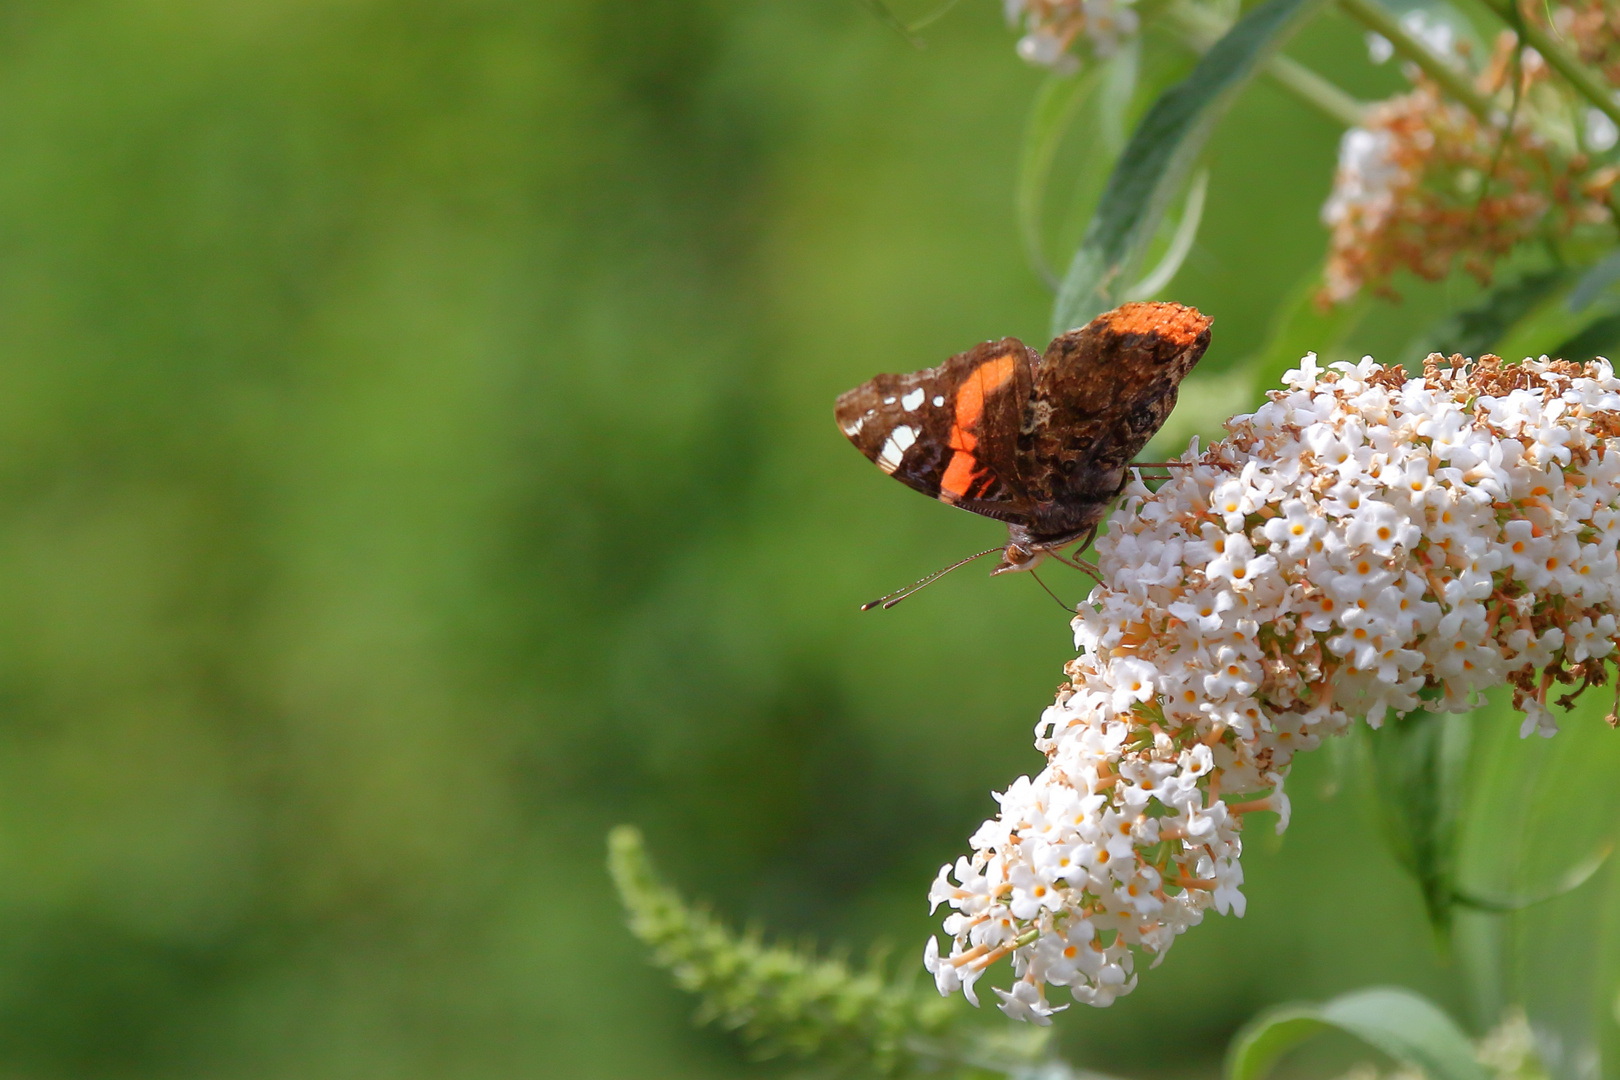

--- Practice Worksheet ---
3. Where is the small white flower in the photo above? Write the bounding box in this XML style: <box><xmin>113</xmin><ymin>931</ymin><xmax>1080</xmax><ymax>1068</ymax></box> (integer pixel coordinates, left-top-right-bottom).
<box><xmin>1397</xmin><ymin>10</ymin><xmax>1456</xmax><ymax>61</ymax></box>
<box><xmin>1007</xmin><ymin>0</ymin><xmax>1141</xmax><ymax>68</ymax></box>
<box><xmin>1261</xmin><ymin>498</ymin><xmax>1321</xmax><ymax>555</ymax></box>
<box><xmin>1519</xmin><ymin>699</ymin><xmax>1559</xmax><ymax>739</ymax></box>
<box><xmin>1169</xmin><ymin>588</ymin><xmax>1235</xmax><ymax>633</ymax></box>
<box><xmin>1322</xmin><ymin>127</ymin><xmax>1400</xmax><ymax>230</ymax></box>
<box><xmin>1211</xmin><ymin>856</ymin><xmax>1246</xmax><ymax>916</ymax></box>
<box><xmin>1345</xmin><ymin>499</ymin><xmax>1416</xmax><ymax>557</ymax></box>
<box><xmin>1109</xmin><ymin>657</ymin><xmax>1159</xmax><ymax>711</ymax></box>
<box><xmin>1016</xmin><ymin>29</ymin><xmax>1066</xmax><ymax>66</ymax></box>
<box><xmin>923</xmin><ymin>936</ymin><xmax>959</xmax><ymax>997</ymax></box>
<box><xmin>995</xmin><ymin>979</ymin><xmax>1068</xmax><ymax>1024</ymax></box>
<box><xmin>1568</xmin><ymin>614</ymin><xmax>1617</xmax><ymax>661</ymax></box>
<box><xmin>1588</xmin><ymin>108</ymin><xmax>1619</xmax><ymax>153</ymax></box>
<box><xmin>1205</xmin><ymin>532</ymin><xmax>1276</xmax><ymax>590</ymax></box>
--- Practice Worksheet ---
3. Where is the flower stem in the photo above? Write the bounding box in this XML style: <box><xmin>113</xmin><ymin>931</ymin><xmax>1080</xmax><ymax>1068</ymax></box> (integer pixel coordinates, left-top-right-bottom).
<box><xmin>1266</xmin><ymin>52</ymin><xmax>1369</xmax><ymax>127</ymax></box>
<box><xmin>1474</xmin><ymin>0</ymin><xmax>1620</xmax><ymax>129</ymax></box>
<box><xmin>1336</xmin><ymin>0</ymin><xmax>1498</xmax><ymax>123</ymax></box>
<box><xmin>1164</xmin><ymin>0</ymin><xmax>1366</xmax><ymax>127</ymax></box>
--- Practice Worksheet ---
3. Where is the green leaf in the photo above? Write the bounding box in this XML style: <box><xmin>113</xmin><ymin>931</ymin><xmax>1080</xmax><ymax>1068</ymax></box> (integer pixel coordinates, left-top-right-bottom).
<box><xmin>905</xmin><ymin>0</ymin><xmax>965</xmax><ymax>32</ymax></box>
<box><xmin>1450</xmin><ymin>694</ymin><xmax>1620</xmax><ymax>1056</ymax></box>
<box><xmin>1358</xmin><ymin>710</ymin><xmax>1472</xmax><ymax>938</ymax></box>
<box><xmin>1567</xmin><ymin>250</ymin><xmax>1620</xmax><ymax>312</ymax></box>
<box><xmin>1097</xmin><ymin>37</ymin><xmax>1141</xmax><ymax>154</ymax></box>
<box><xmin>1552</xmin><ymin>310</ymin><xmax>1620</xmax><ymax>361</ymax></box>
<box><xmin>852</xmin><ymin>0</ymin><xmax>926</xmax><ymax>48</ymax></box>
<box><xmin>1226</xmin><ymin>987</ymin><xmax>1487</xmax><ymax>1080</ymax></box>
<box><xmin>1244</xmin><ymin>267</ymin><xmax>1372</xmax><ymax>386</ymax></box>
<box><xmin>1050</xmin><ymin>0</ymin><xmax>1330</xmax><ymax>335</ymax></box>
<box><xmin>1127</xmin><ymin>168</ymin><xmax>1208</xmax><ymax>300</ymax></box>
<box><xmin>1413</xmin><ymin>268</ymin><xmax>1574</xmax><ymax>361</ymax></box>
<box><xmin>1452</xmin><ymin>842</ymin><xmax>1612</xmax><ymax>913</ymax></box>
<box><xmin>1018</xmin><ymin>67</ymin><xmax>1106</xmax><ymax>289</ymax></box>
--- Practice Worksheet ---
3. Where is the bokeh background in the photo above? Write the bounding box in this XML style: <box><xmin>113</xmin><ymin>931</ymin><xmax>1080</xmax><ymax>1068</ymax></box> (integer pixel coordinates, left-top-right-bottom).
<box><xmin>0</xmin><ymin>2</ymin><xmax>1617</xmax><ymax>1078</ymax></box>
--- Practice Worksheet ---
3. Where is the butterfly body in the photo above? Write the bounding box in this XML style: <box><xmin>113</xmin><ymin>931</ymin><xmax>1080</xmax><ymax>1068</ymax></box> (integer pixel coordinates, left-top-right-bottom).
<box><xmin>835</xmin><ymin>301</ymin><xmax>1213</xmax><ymax>576</ymax></box>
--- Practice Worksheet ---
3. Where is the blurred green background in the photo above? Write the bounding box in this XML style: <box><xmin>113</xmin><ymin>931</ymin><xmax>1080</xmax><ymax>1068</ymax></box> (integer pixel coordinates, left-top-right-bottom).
<box><xmin>0</xmin><ymin>2</ymin><xmax>1615</xmax><ymax>1078</ymax></box>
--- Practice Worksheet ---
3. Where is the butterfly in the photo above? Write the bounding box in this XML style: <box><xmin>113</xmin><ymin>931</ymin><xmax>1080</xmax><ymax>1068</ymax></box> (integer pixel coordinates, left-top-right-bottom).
<box><xmin>835</xmin><ymin>301</ymin><xmax>1212</xmax><ymax>607</ymax></box>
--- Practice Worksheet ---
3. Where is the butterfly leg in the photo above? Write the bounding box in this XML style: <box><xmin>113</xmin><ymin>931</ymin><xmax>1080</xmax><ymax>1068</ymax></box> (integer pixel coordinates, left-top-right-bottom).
<box><xmin>1046</xmin><ymin>523</ymin><xmax>1103</xmax><ymax>584</ymax></box>
<box><xmin>1049</xmin><ymin>548</ymin><xmax>1104</xmax><ymax>585</ymax></box>
<box><xmin>1049</xmin><ymin>553</ymin><xmax>1101</xmax><ymax>586</ymax></box>
<box><xmin>1073</xmin><ymin>522</ymin><xmax>1099</xmax><ymax>557</ymax></box>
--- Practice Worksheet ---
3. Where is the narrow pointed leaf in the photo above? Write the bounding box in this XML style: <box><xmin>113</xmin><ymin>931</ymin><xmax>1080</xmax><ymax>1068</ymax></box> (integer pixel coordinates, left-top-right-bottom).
<box><xmin>1452</xmin><ymin>842</ymin><xmax>1612</xmax><ymax>913</ymax></box>
<box><xmin>1414</xmin><ymin>269</ymin><xmax>1573</xmax><ymax>360</ymax></box>
<box><xmin>905</xmin><ymin>0</ymin><xmax>965</xmax><ymax>31</ymax></box>
<box><xmin>1127</xmin><ymin>168</ymin><xmax>1208</xmax><ymax>299</ymax></box>
<box><xmin>1019</xmin><ymin>67</ymin><xmax>1106</xmax><ymax>288</ymax></box>
<box><xmin>1097</xmin><ymin>37</ymin><xmax>1140</xmax><ymax>153</ymax></box>
<box><xmin>1570</xmin><ymin>250</ymin><xmax>1620</xmax><ymax>312</ymax></box>
<box><xmin>1552</xmin><ymin>311</ymin><xmax>1620</xmax><ymax>361</ymax></box>
<box><xmin>854</xmin><ymin>0</ymin><xmax>925</xmax><ymax>47</ymax></box>
<box><xmin>1226</xmin><ymin>987</ymin><xmax>1486</xmax><ymax>1080</ymax></box>
<box><xmin>1359</xmin><ymin>710</ymin><xmax>1471</xmax><ymax>938</ymax></box>
<box><xmin>1247</xmin><ymin>272</ymin><xmax>1371</xmax><ymax>383</ymax></box>
<box><xmin>1051</xmin><ymin>0</ymin><xmax>1330</xmax><ymax>335</ymax></box>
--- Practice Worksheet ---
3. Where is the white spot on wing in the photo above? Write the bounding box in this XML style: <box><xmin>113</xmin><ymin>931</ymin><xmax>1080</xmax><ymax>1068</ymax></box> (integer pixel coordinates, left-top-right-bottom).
<box><xmin>932</xmin><ymin>395</ymin><xmax>945</xmax><ymax>407</ymax></box>
<box><xmin>842</xmin><ymin>416</ymin><xmax>864</xmax><ymax>437</ymax></box>
<box><xmin>883</xmin><ymin>396</ymin><xmax>896</xmax><ymax>405</ymax></box>
<box><xmin>901</xmin><ymin>388</ymin><xmax>925</xmax><ymax>411</ymax></box>
<box><xmin>876</xmin><ymin>425</ymin><xmax>917</xmax><ymax>474</ymax></box>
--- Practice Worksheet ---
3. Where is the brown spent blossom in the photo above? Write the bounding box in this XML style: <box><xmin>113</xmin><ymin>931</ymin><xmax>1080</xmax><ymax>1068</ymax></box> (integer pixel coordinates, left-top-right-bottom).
<box><xmin>1547</xmin><ymin>0</ymin><xmax>1620</xmax><ymax>89</ymax></box>
<box><xmin>1321</xmin><ymin>34</ymin><xmax>1620</xmax><ymax>306</ymax></box>
<box><xmin>1005</xmin><ymin>0</ymin><xmax>1140</xmax><ymax>67</ymax></box>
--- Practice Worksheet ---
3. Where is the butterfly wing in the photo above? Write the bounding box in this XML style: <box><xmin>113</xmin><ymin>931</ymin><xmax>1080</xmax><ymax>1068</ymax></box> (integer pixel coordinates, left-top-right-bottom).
<box><xmin>835</xmin><ymin>338</ymin><xmax>1040</xmax><ymax>525</ymax></box>
<box><xmin>1017</xmin><ymin>302</ymin><xmax>1212</xmax><ymax>535</ymax></box>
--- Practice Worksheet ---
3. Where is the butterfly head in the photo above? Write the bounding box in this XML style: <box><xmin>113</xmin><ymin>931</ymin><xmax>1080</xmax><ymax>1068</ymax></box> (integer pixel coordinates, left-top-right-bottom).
<box><xmin>990</xmin><ymin>541</ymin><xmax>1041</xmax><ymax>575</ymax></box>
<box><xmin>990</xmin><ymin>533</ymin><xmax>1046</xmax><ymax>576</ymax></box>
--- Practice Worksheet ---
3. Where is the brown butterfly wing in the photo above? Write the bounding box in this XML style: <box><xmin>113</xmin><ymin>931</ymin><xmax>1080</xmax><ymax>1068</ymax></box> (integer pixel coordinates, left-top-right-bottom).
<box><xmin>835</xmin><ymin>338</ymin><xmax>1040</xmax><ymax>525</ymax></box>
<box><xmin>1016</xmin><ymin>302</ymin><xmax>1212</xmax><ymax>538</ymax></box>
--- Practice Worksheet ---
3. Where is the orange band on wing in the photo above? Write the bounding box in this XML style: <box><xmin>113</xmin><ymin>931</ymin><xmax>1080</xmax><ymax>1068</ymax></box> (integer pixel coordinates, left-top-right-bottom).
<box><xmin>940</xmin><ymin>353</ymin><xmax>1016</xmax><ymax>499</ymax></box>
<box><xmin>941</xmin><ymin>450</ymin><xmax>982</xmax><ymax>500</ymax></box>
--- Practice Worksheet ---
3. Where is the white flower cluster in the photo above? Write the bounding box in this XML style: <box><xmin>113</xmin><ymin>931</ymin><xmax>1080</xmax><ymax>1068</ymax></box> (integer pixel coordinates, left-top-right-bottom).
<box><xmin>926</xmin><ymin>352</ymin><xmax>1620</xmax><ymax>1022</ymax></box>
<box><xmin>1324</xmin><ymin>9</ymin><xmax>1481</xmax><ymax>282</ymax></box>
<box><xmin>1005</xmin><ymin>0</ymin><xmax>1138</xmax><ymax>68</ymax></box>
<box><xmin>1364</xmin><ymin>9</ymin><xmax>1463</xmax><ymax>67</ymax></box>
<box><xmin>1320</xmin><ymin>125</ymin><xmax>1403</xmax><ymax>241</ymax></box>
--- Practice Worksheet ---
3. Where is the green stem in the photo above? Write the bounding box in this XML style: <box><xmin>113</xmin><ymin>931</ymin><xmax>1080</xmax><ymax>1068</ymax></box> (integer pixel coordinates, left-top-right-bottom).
<box><xmin>1165</xmin><ymin>0</ymin><xmax>1367</xmax><ymax>127</ymax></box>
<box><xmin>1267</xmin><ymin>52</ymin><xmax>1369</xmax><ymax>127</ymax></box>
<box><xmin>853</xmin><ymin>0</ymin><xmax>925</xmax><ymax>48</ymax></box>
<box><xmin>1475</xmin><ymin>0</ymin><xmax>1620</xmax><ymax>129</ymax></box>
<box><xmin>1337</xmin><ymin>0</ymin><xmax>1498</xmax><ymax>123</ymax></box>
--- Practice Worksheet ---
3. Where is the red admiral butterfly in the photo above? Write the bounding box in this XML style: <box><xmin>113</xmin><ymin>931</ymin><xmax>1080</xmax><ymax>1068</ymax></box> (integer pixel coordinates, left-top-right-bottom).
<box><xmin>836</xmin><ymin>301</ymin><xmax>1212</xmax><ymax>607</ymax></box>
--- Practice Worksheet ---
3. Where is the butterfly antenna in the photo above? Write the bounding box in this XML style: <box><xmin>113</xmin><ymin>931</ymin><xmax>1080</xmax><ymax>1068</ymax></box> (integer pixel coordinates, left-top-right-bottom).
<box><xmin>1028</xmin><ymin>570</ymin><xmax>1073</xmax><ymax>613</ymax></box>
<box><xmin>861</xmin><ymin>546</ymin><xmax>1004</xmax><ymax>611</ymax></box>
